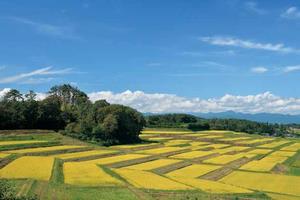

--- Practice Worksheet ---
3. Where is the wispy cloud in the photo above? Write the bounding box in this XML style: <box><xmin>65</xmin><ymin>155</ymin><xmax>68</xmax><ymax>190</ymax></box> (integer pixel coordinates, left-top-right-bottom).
<box><xmin>0</xmin><ymin>67</ymin><xmax>73</xmax><ymax>84</ymax></box>
<box><xmin>244</xmin><ymin>1</ymin><xmax>267</xmax><ymax>15</ymax></box>
<box><xmin>200</xmin><ymin>36</ymin><xmax>299</xmax><ymax>53</ymax></box>
<box><xmin>281</xmin><ymin>7</ymin><xmax>300</xmax><ymax>19</ymax></box>
<box><xmin>282</xmin><ymin>65</ymin><xmax>300</xmax><ymax>73</ymax></box>
<box><xmin>8</xmin><ymin>17</ymin><xmax>79</xmax><ymax>39</ymax></box>
<box><xmin>251</xmin><ymin>67</ymin><xmax>268</xmax><ymax>74</ymax></box>
<box><xmin>0</xmin><ymin>66</ymin><xmax>6</xmax><ymax>71</ymax></box>
<box><xmin>181</xmin><ymin>50</ymin><xmax>236</xmax><ymax>57</ymax></box>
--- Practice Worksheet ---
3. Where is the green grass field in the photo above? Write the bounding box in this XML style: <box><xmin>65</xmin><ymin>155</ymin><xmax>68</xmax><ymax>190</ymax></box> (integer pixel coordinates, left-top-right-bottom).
<box><xmin>1</xmin><ymin>129</ymin><xmax>300</xmax><ymax>200</ymax></box>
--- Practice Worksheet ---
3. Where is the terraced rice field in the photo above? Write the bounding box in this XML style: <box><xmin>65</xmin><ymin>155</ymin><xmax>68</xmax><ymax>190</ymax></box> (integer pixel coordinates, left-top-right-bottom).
<box><xmin>1</xmin><ymin>129</ymin><xmax>300</xmax><ymax>200</ymax></box>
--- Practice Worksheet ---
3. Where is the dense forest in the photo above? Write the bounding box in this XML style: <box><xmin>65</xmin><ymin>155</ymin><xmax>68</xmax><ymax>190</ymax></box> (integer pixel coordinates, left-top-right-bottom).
<box><xmin>146</xmin><ymin>114</ymin><xmax>290</xmax><ymax>137</ymax></box>
<box><xmin>0</xmin><ymin>84</ymin><xmax>145</xmax><ymax>145</ymax></box>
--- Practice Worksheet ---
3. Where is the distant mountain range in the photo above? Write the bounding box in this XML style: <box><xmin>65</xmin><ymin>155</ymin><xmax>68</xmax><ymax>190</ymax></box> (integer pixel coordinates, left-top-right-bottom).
<box><xmin>192</xmin><ymin>111</ymin><xmax>300</xmax><ymax>124</ymax></box>
<box><xmin>144</xmin><ymin>111</ymin><xmax>300</xmax><ymax>124</ymax></box>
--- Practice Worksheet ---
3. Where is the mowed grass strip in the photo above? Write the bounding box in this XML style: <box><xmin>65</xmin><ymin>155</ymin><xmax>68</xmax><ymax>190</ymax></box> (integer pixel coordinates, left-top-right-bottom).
<box><xmin>170</xmin><ymin>176</ymin><xmax>252</xmax><ymax>194</ymax></box>
<box><xmin>64</xmin><ymin>162</ymin><xmax>123</xmax><ymax>186</ymax></box>
<box><xmin>170</xmin><ymin>151</ymin><xmax>213</xmax><ymax>159</ymax></box>
<box><xmin>220</xmin><ymin>171</ymin><xmax>300</xmax><ymax>197</ymax></box>
<box><xmin>136</xmin><ymin>147</ymin><xmax>187</xmax><ymax>155</ymax></box>
<box><xmin>203</xmin><ymin>154</ymin><xmax>245</xmax><ymax>165</ymax></box>
<box><xmin>240</xmin><ymin>155</ymin><xmax>288</xmax><ymax>172</ymax></box>
<box><xmin>166</xmin><ymin>164</ymin><xmax>221</xmax><ymax>178</ymax></box>
<box><xmin>5</xmin><ymin>145</ymin><xmax>86</xmax><ymax>154</ymax></box>
<box><xmin>50</xmin><ymin>149</ymin><xmax>118</xmax><ymax>160</ymax></box>
<box><xmin>0</xmin><ymin>140</ymin><xmax>47</xmax><ymax>146</ymax></box>
<box><xmin>0</xmin><ymin>156</ymin><xmax>54</xmax><ymax>180</ymax></box>
<box><xmin>123</xmin><ymin>159</ymin><xmax>181</xmax><ymax>171</ymax></box>
<box><xmin>114</xmin><ymin>168</ymin><xmax>193</xmax><ymax>190</ymax></box>
<box><xmin>281</xmin><ymin>143</ymin><xmax>300</xmax><ymax>152</ymax></box>
<box><xmin>81</xmin><ymin>154</ymin><xmax>150</xmax><ymax>165</ymax></box>
<box><xmin>259</xmin><ymin>141</ymin><xmax>290</xmax><ymax>148</ymax></box>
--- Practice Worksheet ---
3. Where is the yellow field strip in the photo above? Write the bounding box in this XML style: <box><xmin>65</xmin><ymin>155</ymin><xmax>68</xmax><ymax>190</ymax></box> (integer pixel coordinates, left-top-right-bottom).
<box><xmin>188</xmin><ymin>141</ymin><xmax>210</xmax><ymax>146</ymax></box>
<box><xmin>136</xmin><ymin>146</ymin><xmax>187</xmax><ymax>155</ymax></box>
<box><xmin>220</xmin><ymin>171</ymin><xmax>300</xmax><ymax>197</ymax></box>
<box><xmin>246</xmin><ymin>149</ymin><xmax>273</xmax><ymax>155</ymax></box>
<box><xmin>64</xmin><ymin>162</ymin><xmax>123</xmax><ymax>186</ymax></box>
<box><xmin>0</xmin><ymin>153</ymin><xmax>10</xmax><ymax>159</ymax></box>
<box><xmin>0</xmin><ymin>140</ymin><xmax>48</xmax><ymax>146</ymax></box>
<box><xmin>166</xmin><ymin>164</ymin><xmax>221</xmax><ymax>178</ymax></box>
<box><xmin>164</xmin><ymin>140</ymin><xmax>191</xmax><ymax>146</ymax></box>
<box><xmin>123</xmin><ymin>159</ymin><xmax>181</xmax><ymax>171</ymax></box>
<box><xmin>50</xmin><ymin>149</ymin><xmax>118</xmax><ymax>160</ymax></box>
<box><xmin>114</xmin><ymin>168</ymin><xmax>193</xmax><ymax>190</ymax></box>
<box><xmin>170</xmin><ymin>150</ymin><xmax>214</xmax><ymax>159</ymax></box>
<box><xmin>110</xmin><ymin>143</ymin><xmax>158</xmax><ymax>149</ymax></box>
<box><xmin>240</xmin><ymin>155</ymin><xmax>288</xmax><ymax>172</ymax></box>
<box><xmin>80</xmin><ymin>154</ymin><xmax>150</xmax><ymax>165</ymax></box>
<box><xmin>267</xmin><ymin>193</ymin><xmax>300</xmax><ymax>200</ymax></box>
<box><xmin>170</xmin><ymin>176</ymin><xmax>252</xmax><ymax>194</ymax></box>
<box><xmin>219</xmin><ymin>137</ymin><xmax>250</xmax><ymax>142</ymax></box>
<box><xmin>259</xmin><ymin>141</ymin><xmax>290</xmax><ymax>148</ymax></box>
<box><xmin>237</xmin><ymin>138</ymin><xmax>274</xmax><ymax>145</ymax></box>
<box><xmin>142</xmin><ymin>130</ymin><xmax>192</xmax><ymax>134</ymax></box>
<box><xmin>203</xmin><ymin>154</ymin><xmax>246</xmax><ymax>165</ymax></box>
<box><xmin>147</xmin><ymin>137</ymin><xmax>170</xmax><ymax>141</ymax></box>
<box><xmin>270</xmin><ymin>150</ymin><xmax>296</xmax><ymax>157</ymax></box>
<box><xmin>0</xmin><ymin>156</ymin><xmax>54</xmax><ymax>181</ymax></box>
<box><xmin>199</xmin><ymin>143</ymin><xmax>231</xmax><ymax>149</ymax></box>
<box><xmin>201</xmin><ymin>135</ymin><xmax>225</xmax><ymax>139</ymax></box>
<box><xmin>5</xmin><ymin>145</ymin><xmax>86</xmax><ymax>154</ymax></box>
<box><xmin>280</xmin><ymin>143</ymin><xmax>300</xmax><ymax>152</ymax></box>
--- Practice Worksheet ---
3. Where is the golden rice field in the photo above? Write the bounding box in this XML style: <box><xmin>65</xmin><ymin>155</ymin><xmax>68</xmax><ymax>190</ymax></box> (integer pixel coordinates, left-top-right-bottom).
<box><xmin>1</xmin><ymin>129</ymin><xmax>300</xmax><ymax>200</ymax></box>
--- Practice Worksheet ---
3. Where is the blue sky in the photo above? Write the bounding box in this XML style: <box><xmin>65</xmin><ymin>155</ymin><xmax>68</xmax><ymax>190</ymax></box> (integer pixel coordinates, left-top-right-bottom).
<box><xmin>1</xmin><ymin>0</ymin><xmax>300</xmax><ymax>101</ymax></box>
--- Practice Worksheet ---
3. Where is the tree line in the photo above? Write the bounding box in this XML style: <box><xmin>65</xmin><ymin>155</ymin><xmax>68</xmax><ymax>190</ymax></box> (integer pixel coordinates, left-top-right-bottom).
<box><xmin>146</xmin><ymin>114</ymin><xmax>290</xmax><ymax>137</ymax></box>
<box><xmin>0</xmin><ymin>84</ymin><xmax>145</xmax><ymax>145</ymax></box>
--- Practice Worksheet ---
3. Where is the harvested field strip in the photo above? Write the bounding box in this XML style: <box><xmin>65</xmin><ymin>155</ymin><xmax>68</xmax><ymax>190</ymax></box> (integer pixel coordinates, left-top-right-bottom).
<box><xmin>220</xmin><ymin>171</ymin><xmax>300</xmax><ymax>197</ymax></box>
<box><xmin>5</xmin><ymin>145</ymin><xmax>86</xmax><ymax>154</ymax></box>
<box><xmin>0</xmin><ymin>153</ymin><xmax>10</xmax><ymax>159</ymax></box>
<box><xmin>123</xmin><ymin>159</ymin><xmax>181</xmax><ymax>171</ymax></box>
<box><xmin>170</xmin><ymin>177</ymin><xmax>252</xmax><ymax>194</ymax></box>
<box><xmin>259</xmin><ymin>141</ymin><xmax>290</xmax><ymax>148</ymax></box>
<box><xmin>136</xmin><ymin>147</ymin><xmax>188</xmax><ymax>155</ymax></box>
<box><xmin>200</xmin><ymin>144</ymin><xmax>230</xmax><ymax>149</ymax></box>
<box><xmin>64</xmin><ymin>162</ymin><xmax>123</xmax><ymax>186</ymax></box>
<box><xmin>114</xmin><ymin>168</ymin><xmax>193</xmax><ymax>190</ymax></box>
<box><xmin>0</xmin><ymin>140</ymin><xmax>47</xmax><ymax>146</ymax></box>
<box><xmin>208</xmin><ymin>148</ymin><xmax>236</xmax><ymax>155</ymax></box>
<box><xmin>170</xmin><ymin>151</ymin><xmax>213</xmax><ymax>159</ymax></box>
<box><xmin>50</xmin><ymin>149</ymin><xmax>119</xmax><ymax>160</ymax></box>
<box><xmin>246</xmin><ymin>149</ymin><xmax>273</xmax><ymax>155</ymax></box>
<box><xmin>240</xmin><ymin>155</ymin><xmax>288</xmax><ymax>172</ymax></box>
<box><xmin>81</xmin><ymin>154</ymin><xmax>151</xmax><ymax>165</ymax></box>
<box><xmin>281</xmin><ymin>143</ymin><xmax>300</xmax><ymax>152</ymax></box>
<box><xmin>0</xmin><ymin>156</ymin><xmax>54</xmax><ymax>180</ymax></box>
<box><xmin>222</xmin><ymin>146</ymin><xmax>250</xmax><ymax>152</ymax></box>
<box><xmin>203</xmin><ymin>154</ymin><xmax>246</xmax><ymax>165</ymax></box>
<box><xmin>270</xmin><ymin>151</ymin><xmax>296</xmax><ymax>157</ymax></box>
<box><xmin>166</xmin><ymin>164</ymin><xmax>221</xmax><ymax>178</ymax></box>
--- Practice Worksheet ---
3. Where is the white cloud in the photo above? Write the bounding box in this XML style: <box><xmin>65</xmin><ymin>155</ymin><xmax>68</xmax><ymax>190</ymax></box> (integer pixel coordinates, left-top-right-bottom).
<box><xmin>2</xmin><ymin>89</ymin><xmax>300</xmax><ymax>114</ymax></box>
<box><xmin>0</xmin><ymin>67</ymin><xmax>73</xmax><ymax>84</ymax></box>
<box><xmin>281</xmin><ymin>7</ymin><xmax>300</xmax><ymax>19</ymax></box>
<box><xmin>251</xmin><ymin>67</ymin><xmax>268</xmax><ymax>73</ymax></box>
<box><xmin>9</xmin><ymin>17</ymin><xmax>79</xmax><ymax>39</ymax></box>
<box><xmin>88</xmin><ymin>90</ymin><xmax>300</xmax><ymax>115</ymax></box>
<box><xmin>200</xmin><ymin>36</ymin><xmax>298</xmax><ymax>53</ymax></box>
<box><xmin>282</xmin><ymin>65</ymin><xmax>300</xmax><ymax>73</ymax></box>
<box><xmin>245</xmin><ymin>1</ymin><xmax>267</xmax><ymax>15</ymax></box>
